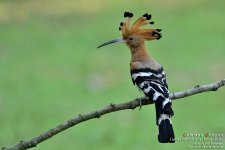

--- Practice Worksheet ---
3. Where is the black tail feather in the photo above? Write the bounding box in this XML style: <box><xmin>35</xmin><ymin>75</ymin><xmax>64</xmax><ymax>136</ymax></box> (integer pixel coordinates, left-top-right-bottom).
<box><xmin>155</xmin><ymin>105</ymin><xmax>175</xmax><ymax>143</ymax></box>
<box><xmin>158</xmin><ymin>119</ymin><xmax>175</xmax><ymax>143</ymax></box>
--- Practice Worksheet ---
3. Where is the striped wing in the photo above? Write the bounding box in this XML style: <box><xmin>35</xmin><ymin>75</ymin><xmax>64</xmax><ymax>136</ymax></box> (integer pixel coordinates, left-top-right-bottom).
<box><xmin>130</xmin><ymin>68</ymin><xmax>171</xmax><ymax>108</ymax></box>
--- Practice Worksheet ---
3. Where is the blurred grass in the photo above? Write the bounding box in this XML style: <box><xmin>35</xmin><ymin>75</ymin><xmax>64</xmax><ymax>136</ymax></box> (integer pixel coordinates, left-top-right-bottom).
<box><xmin>0</xmin><ymin>0</ymin><xmax>225</xmax><ymax>150</ymax></box>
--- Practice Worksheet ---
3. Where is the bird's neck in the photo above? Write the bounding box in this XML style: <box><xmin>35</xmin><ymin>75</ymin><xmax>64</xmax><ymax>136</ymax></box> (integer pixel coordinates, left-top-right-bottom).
<box><xmin>129</xmin><ymin>44</ymin><xmax>162</xmax><ymax>71</ymax></box>
<box><xmin>130</xmin><ymin>44</ymin><xmax>151</xmax><ymax>62</ymax></box>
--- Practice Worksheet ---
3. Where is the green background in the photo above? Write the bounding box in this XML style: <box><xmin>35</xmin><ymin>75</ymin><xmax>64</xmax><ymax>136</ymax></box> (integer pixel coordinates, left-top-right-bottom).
<box><xmin>0</xmin><ymin>0</ymin><xmax>224</xmax><ymax>149</ymax></box>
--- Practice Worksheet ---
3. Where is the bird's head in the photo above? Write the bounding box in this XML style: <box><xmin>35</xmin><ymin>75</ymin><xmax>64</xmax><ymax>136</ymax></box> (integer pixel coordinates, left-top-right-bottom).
<box><xmin>97</xmin><ymin>12</ymin><xmax>162</xmax><ymax>49</ymax></box>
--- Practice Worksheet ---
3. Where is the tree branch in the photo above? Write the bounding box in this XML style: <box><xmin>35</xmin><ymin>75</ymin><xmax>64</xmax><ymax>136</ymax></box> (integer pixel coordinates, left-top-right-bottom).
<box><xmin>2</xmin><ymin>79</ymin><xmax>225</xmax><ymax>150</ymax></box>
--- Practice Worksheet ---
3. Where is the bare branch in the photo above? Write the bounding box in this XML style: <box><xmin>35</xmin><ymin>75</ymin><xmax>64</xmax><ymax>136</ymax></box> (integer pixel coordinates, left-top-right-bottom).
<box><xmin>2</xmin><ymin>79</ymin><xmax>225</xmax><ymax>150</ymax></box>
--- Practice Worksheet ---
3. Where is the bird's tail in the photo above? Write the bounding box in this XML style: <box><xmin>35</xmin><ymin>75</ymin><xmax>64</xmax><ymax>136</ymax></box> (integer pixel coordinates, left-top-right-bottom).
<box><xmin>155</xmin><ymin>105</ymin><xmax>175</xmax><ymax>143</ymax></box>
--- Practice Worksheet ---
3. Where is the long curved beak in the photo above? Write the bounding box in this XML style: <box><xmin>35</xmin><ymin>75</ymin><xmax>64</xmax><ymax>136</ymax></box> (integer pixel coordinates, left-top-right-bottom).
<box><xmin>97</xmin><ymin>38</ymin><xmax>126</xmax><ymax>48</ymax></box>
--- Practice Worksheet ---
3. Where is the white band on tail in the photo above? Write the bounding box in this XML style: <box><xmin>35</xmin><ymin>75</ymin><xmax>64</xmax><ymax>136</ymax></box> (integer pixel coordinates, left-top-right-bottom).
<box><xmin>158</xmin><ymin>114</ymin><xmax>171</xmax><ymax>125</ymax></box>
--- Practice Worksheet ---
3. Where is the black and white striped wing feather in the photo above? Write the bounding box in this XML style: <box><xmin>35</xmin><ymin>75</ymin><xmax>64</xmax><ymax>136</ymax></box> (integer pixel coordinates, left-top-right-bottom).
<box><xmin>130</xmin><ymin>68</ymin><xmax>171</xmax><ymax>108</ymax></box>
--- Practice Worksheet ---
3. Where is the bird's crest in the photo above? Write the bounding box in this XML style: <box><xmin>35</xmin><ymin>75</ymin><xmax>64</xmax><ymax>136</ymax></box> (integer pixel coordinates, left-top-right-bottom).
<box><xmin>119</xmin><ymin>12</ymin><xmax>162</xmax><ymax>40</ymax></box>
<box><xmin>97</xmin><ymin>12</ymin><xmax>162</xmax><ymax>49</ymax></box>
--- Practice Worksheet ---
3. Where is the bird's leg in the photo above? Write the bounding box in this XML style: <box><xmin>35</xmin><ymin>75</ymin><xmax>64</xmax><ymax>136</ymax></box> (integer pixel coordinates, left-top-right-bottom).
<box><xmin>139</xmin><ymin>99</ymin><xmax>142</xmax><ymax>110</ymax></box>
<box><xmin>135</xmin><ymin>98</ymin><xmax>143</xmax><ymax>110</ymax></box>
<box><xmin>137</xmin><ymin>96</ymin><xmax>148</xmax><ymax>110</ymax></box>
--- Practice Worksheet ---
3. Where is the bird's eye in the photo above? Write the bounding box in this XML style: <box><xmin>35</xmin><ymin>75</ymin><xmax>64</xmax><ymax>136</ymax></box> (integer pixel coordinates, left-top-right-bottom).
<box><xmin>129</xmin><ymin>37</ymin><xmax>133</xmax><ymax>41</ymax></box>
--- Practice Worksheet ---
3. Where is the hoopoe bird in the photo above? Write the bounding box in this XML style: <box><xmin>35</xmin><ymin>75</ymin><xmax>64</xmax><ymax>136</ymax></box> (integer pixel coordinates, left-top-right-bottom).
<box><xmin>97</xmin><ymin>12</ymin><xmax>175</xmax><ymax>143</ymax></box>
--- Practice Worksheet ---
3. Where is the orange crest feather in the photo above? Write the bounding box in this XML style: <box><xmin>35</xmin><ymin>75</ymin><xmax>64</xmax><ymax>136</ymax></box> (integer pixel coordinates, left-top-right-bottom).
<box><xmin>119</xmin><ymin>12</ymin><xmax>162</xmax><ymax>40</ymax></box>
